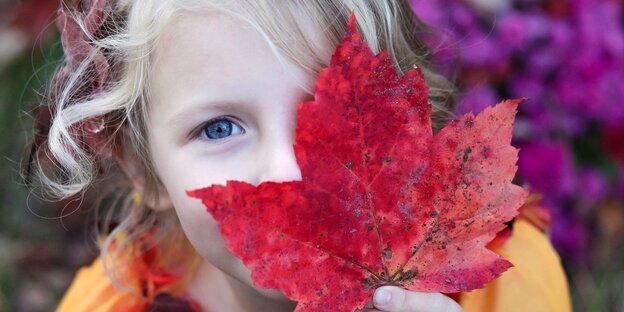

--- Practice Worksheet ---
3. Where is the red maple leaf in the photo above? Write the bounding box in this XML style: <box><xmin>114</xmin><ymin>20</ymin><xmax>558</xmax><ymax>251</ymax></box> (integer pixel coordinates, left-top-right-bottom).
<box><xmin>188</xmin><ymin>13</ymin><xmax>528</xmax><ymax>312</ymax></box>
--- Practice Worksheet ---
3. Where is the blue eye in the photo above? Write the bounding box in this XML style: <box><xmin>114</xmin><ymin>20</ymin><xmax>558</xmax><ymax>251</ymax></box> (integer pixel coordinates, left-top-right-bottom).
<box><xmin>201</xmin><ymin>118</ymin><xmax>244</xmax><ymax>140</ymax></box>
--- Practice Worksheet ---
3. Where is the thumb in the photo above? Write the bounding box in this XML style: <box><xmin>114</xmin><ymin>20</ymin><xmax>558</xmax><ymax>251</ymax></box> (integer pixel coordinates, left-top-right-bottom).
<box><xmin>373</xmin><ymin>286</ymin><xmax>463</xmax><ymax>312</ymax></box>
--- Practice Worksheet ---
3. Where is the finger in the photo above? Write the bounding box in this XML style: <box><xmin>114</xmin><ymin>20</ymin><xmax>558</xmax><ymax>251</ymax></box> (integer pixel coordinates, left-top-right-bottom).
<box><xmin>373</xmin><ymin>286</ymin><xmax>464</xmax><ymax>312</ymax></box>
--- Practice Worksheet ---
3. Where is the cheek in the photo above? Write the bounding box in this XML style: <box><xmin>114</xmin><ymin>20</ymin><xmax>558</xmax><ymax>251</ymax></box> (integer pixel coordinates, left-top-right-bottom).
<box><xmin>154</xmin><ymin>158</ymin><xmax>258</xmax><ymax>282</ymax></box>
<box><xmin>173</xmin><ymin>194</ymin><xmax>293</xmax><ymax>300</ymax></box>
<box><xmin>166</xmin><ymin>181</ymin><xmax>237</xmax><ymax>270</ymax></box>
<box><xmin>148</xmin><ymin>129</ymin><xmax>278</xmax><ymax>290</ymax></box>
<box><xmin>156</xmin><ymin>161</ymin><xmax>237</xmax><ymax>260</ymax></box>
<box><xmin>148</xmin><ymin>143</ymin><xmax>235</xmax><ymax>267</ymax></box>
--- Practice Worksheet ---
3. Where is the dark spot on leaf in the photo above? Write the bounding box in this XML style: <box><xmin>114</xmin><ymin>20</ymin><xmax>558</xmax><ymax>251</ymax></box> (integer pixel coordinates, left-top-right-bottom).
<box><xmin>462</xmin><ymin>148</ymin><xmax>472</xmax><ymax>162</ymax></box>
<box><xmin>364</xmin><ymin>153</ymin><xmax>371</xmax><ymax>164</ymax></box>
<box><xmin>319</xmin><ymin>233</ymin><xmax>324</xmax><ymax>237</ymax></box>
<box><xmin>363</xmin><ymin>277</ymin><xmax>376</xmax><ymax>290</ymax></box>
<box><xmin>464</xmin><ymin>117</ymin><xmax>474</xmax><ymax>128</ymax></box>
<box><xmin>405</xmin><ymin>225</ymin><xmax>412</xmax><ymax>231</ymax></box>
<box><xmin>400</xmin><ymin>269</ymin><xmax>418</xmax><ymax>281</ymax></box>
<box><xmin>225</xmin><ymin>199</ymin><xmax>230</xmax><ymax>205</ymax></box>
<box><xmin>383</xmin><ymin>249</ymin><xmax>392</xmax><ymax>259</ymax></box>
<box><xmin>280</xmin><ymin>233</ymin><xmax>285</xmax><ymax>238</ymax></box>
<box><xmin>385</xmin><ymin>156</ymin><xmax>392</xmax><ymax>163</ymax></box>
<box><xmin>367</xmin><ymin>225</ymin><xmax>373</xmax><ymax>231</ymax></box>
<box><xmin>345</xmin><ymin>161</ymin><xmax>353</xmax><ymax>169</ymax></box>
<box><xmin>425</xmin><ymin>237</ymin><xmax>433</xmax><ymax>242</ymax></box>
<box><xmin>482</xmin><ymin>145</ymin><xmax>492</xmax><ymax>158</ymax></box>
<box><xmin>429</xmin><ymin>211</ymin><xmax>438</xmax><ymax>217</ymax></box>
<box><xmin>355</xmin><ymin>106</ymin><xmax>360</xmax><ymax>113</ymax></box>
<box><xmin>251</xmin><ymin>200</ymin><xmax>256</xmax><ymax>205</ymax></box>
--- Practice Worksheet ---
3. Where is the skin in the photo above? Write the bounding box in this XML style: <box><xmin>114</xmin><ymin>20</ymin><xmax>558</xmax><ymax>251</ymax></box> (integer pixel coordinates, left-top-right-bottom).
<box><xmin>144</xmin><ymin>9</ymin><xmax>463</xmax><ymax>312</ymax></box>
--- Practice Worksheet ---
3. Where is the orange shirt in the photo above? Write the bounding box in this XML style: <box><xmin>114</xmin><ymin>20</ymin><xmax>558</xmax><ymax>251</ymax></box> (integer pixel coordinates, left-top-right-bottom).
<box><xmin>57</xmin><ymin>210</ymin><xmax>571</xmax><ymax>311</ymax></box>
<box><xmin>458</xmin><ymin>218</ymin><xmax>571</xmax><ymax>312</ymax></box>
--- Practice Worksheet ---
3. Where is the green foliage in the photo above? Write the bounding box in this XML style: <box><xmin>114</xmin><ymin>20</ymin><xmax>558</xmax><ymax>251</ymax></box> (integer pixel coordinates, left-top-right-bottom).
<box><xmin>0</xmin><ymin>36</ymin><xmax>65</xmax><ymax>310</ymax></box>
<box><xmin>0</xmin><ymin>37</ymin><xmax>63</xmax><ymax>236</ymax></box>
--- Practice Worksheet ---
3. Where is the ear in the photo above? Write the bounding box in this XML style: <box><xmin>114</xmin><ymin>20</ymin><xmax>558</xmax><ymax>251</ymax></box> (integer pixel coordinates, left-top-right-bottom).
<box><xmin>113</xmin><ymin>131</ymin><xmax>173</xmax><ymax>212</ymax></box>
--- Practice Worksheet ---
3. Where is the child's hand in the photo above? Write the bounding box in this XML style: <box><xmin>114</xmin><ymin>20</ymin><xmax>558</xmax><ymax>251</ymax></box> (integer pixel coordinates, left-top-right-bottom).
<box><xmin>361</xmin><ymin>286</ymin><xmax>464</xmax><ymax>312</ymax></box>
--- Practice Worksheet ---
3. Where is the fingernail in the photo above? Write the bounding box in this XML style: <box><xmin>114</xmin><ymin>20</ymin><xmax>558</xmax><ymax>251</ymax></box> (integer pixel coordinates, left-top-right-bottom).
<box><xmin>374</xmin><ymin>288</ymin><xmax>391</xmax><ymax>306</ymax></box>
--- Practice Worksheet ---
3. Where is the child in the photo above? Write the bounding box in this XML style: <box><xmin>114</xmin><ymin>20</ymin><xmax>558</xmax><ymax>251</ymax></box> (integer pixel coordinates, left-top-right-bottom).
<box><xmin>24</xmin><ymin>0</ymin><xmax>571</xmax><ymax>311</ymax></box>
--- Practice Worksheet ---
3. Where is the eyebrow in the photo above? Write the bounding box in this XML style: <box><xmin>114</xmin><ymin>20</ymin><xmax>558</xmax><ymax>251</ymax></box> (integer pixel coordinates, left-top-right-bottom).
<box><xmin>167</xmin><ymin>100</ymin><xmax>254</xmax><ymax>127</ymax></box>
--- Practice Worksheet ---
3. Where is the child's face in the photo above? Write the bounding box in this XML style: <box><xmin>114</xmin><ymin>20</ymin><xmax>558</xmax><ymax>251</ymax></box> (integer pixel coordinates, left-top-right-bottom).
<box><xmin>146</xmin><ymin>11</ymin><xmax>326</xmax><ymax>299</ymax></box>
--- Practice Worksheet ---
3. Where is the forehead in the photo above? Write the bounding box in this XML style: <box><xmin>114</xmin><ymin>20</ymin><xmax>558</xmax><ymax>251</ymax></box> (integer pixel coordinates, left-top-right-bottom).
<box><xmin>149</xmin><ymin>10</ymin><xmax>320</xmax><ymax>110</ymax></box>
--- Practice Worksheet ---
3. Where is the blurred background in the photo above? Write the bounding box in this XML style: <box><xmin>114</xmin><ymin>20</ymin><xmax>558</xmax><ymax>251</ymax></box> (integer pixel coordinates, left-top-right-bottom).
<box><xmin>0</xmin><ymin>0</ymin><xmax>622</xmax><ymax>311</ymax></box>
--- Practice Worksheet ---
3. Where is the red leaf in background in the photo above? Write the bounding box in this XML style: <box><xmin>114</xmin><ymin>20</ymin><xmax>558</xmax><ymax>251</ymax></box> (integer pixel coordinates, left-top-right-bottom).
<box><xmin>8</xmin><ymin>0</ymin><xmax>58</xmax><ymax>42</ymax></box>
<box><xmin>602</xmin><ymin>126</ymin><xmax>624</xmax><ymax>164</ymax></box>
<box><xmin>188</xmin><ymin>13</ymin><xmax>527</xmax><ymax>312</ymax></box>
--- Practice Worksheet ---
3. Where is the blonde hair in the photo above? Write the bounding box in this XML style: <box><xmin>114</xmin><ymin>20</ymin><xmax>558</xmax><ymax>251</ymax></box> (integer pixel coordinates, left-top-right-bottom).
<box><xmin>24</xmin><ymin>0</ymin><xmax>456</xmax><ymax>293</ymax></box>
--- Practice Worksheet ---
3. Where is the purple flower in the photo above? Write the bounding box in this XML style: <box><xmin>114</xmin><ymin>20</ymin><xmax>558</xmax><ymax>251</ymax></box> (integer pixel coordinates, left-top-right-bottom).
<box><xmin>548</xmin><ymin>19</ymin><xmax>575</xmax><ymax>52</ymax></box>
<box><xmin>554</xmin><ymin>71</ymin><xmax>595</xmax><ymax>118</ymax></box>
<box><xmin>555</xmin><ymin>112</ymin><xmax>585</xmax><ymax>137</ymax></box>
<box><xmin>595</xmin><ymin>71</ymin><xmax>624</xmax><ymax>126</ymax></box>
<box><xmin>514</xmin><ymin>108</ymin><xmax>553</xmax><ymax>139</ymax></box>
<box><xmin>508</xmin><ymin>74</ymin><xmax>545</xmax><ymax>113</ymax></box>
<box><xmin>450</xmin><ymin>2</ymin><xmax>479</xmax><ymax>30</ymax></box>
<box><xmin>408</xmin><ymin>0</ymin><xmax>624</xmax><ymax>264</ymax></box>
<box><xmin>409</xmin><ymin>0</ymin><xmax>448</xmax><ymax>28</ymax></box>
<box><xmin>518</xmin><ymin>141</ymin><xmax>577</xmax><ymax>200</ymax></box>
<box><xmin>496</xmin><ymin>11</ymin><xmax>549</xmax><ymax>54</ymax></box>
<box><xmin>461</xmin><ymin>29</ymin><xmax>509</xmax><ymax>69</ymax></box>
<box><xmin>549</xmin><ymin>211</ymin><xmax>589</xmax><ymax>262</ymax></box>
<box><xmin>577</xmin><ymin>168</ymin><xmax>608</xmax><ymax>206</ymax></box>
<box><xmin>456</xmin><ymin>84</ymin><xmax>500</xmax><ymax>115</ymax></box>
<box><xmin>526</xmin><ymin>45</ymin><xmax>562</xmax><ymax>78</ymax></box>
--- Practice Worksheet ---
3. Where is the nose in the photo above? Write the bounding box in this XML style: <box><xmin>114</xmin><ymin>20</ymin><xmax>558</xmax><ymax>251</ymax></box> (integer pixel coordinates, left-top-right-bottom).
<box><xmin>255</xmin><ymin>136</ymin><xmax>302</xmax><ymax>184</ymax></box>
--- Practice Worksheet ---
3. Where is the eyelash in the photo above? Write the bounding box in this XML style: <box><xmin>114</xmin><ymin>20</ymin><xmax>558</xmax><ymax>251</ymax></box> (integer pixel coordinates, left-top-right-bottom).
<box><xmin>194</xmin><ymin>116</ymin><xmax>245</xmax><ymax>142</ymax></box>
